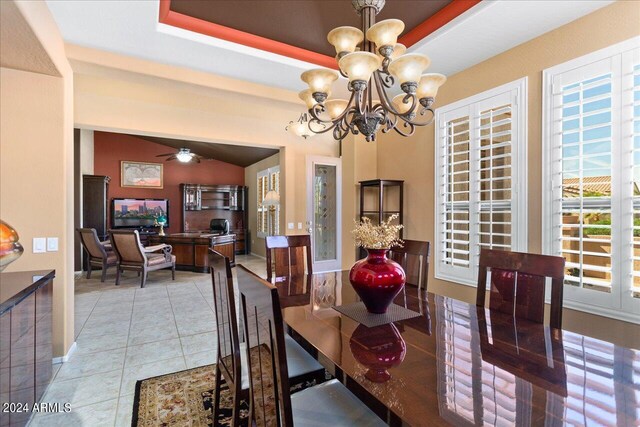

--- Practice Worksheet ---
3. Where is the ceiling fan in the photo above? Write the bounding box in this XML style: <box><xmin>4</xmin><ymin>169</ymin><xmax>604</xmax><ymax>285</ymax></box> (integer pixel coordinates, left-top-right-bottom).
<box><xmin>156</xmin><ymin>148</ymin><xmax>208</xmax><ymax>163</ymax></box>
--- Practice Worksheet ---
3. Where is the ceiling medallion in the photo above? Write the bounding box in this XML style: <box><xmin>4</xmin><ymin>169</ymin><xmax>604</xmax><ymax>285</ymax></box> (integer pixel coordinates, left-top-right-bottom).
<box><xmin>290</xmin><ymin>0</ymin><xmax>447</xmax><ymax>142</ymax></box>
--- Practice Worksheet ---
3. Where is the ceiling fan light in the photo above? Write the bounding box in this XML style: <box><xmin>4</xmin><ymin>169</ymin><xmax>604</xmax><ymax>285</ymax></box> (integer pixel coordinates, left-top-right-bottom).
<box><xmin>301</xmin><ymin>68</ymin><xmax>338</xmax><ymax>98</ymax></box>
<box><xmin>327</xmin><ymin>26</ymin><xmax>364</xmax><ymax>56</ymax></box>
<box><xmin>338</xmin><ymin>52</ymin><xmax>381</xmax><ymax>83</ymax></box>
<box><xmin>366</xmin><ymin>19</ymin><xmax>405</xmax><ymax>51</ymax></box>
<box><xmin>417</xmin><ymin>73</ymin><xmax>447</xmax><ymax>100</ymax></box>
<box><xmin>325</xmin><ymin>99</ymin><xmax>349</xmax><ymax>120</ymax></box>
<box><xmin>388</xmin><ymin>53</ymin><xmax>431</xmax><ymax>88</ymax></box>
<box><xmin>176</xmin><ymin>151</ymin><xmax>192</xmax><ymax>162</ymax></box>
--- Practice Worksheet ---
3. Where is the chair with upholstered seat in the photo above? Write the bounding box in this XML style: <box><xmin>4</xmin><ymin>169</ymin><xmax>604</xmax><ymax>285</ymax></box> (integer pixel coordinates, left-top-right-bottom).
<box><xmin>476</xmin><ymin>248</ymin><xmax>565</xmax><ymax>329</ymax></box>
<box><xmin>236</xmin><ymin>265</ymin><xmax>386</xmax><ymax>427</ymax></box>
<box><xmin>265</xmin><ymin>235</ymin><xmax>313</xmax><ymax>281</ymax></box>
<box><xmin>77</xmin><ymin>228</ymin><xmax>117</xmax><ymax>282</ymax></box>
<box><xmin>109</xmin><ymin>230</ymin><xmax>176</xmax><ymax>287</ymax></box>
<box><xmin>210</xmin><ymin>252</ymin><xmax>325</xmax><ymax>427</ymax></box>
<box><xmin>388</xmin><ymin>239</ymin><xmax>430</xmax><ymax>291</ymax></box>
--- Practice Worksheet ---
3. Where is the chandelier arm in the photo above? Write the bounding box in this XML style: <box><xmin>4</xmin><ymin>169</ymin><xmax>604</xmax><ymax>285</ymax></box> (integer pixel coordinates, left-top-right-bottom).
<box><xmin>308</xmin><ymin>118</ymin><xmax>338</xmax><ymax>134</ymax></box>
<box><xmin>373</xmin><ymin>72</ymin><xmax>413</xmax><ymax>118</ymax></box>
<box><xmin>396</xmin><ymin>107</ymin><xmax>436</xmax><ymax>127</ymax></box>
<box><xmin>391</xmin><ymin>120</ymin><xmax>416</xmax><ymax>137</ymax></box>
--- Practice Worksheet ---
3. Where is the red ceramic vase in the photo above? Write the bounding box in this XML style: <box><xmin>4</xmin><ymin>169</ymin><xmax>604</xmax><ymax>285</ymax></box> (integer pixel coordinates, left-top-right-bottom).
<box><xmin>349</xmin><ymin>248</ymin><xmax>406</xmax><ymax>314</ymax></box>
<box><xmin>349</xmin><ymin>323</ymin><xmax>407</xmax><ymax>383</ymax></box>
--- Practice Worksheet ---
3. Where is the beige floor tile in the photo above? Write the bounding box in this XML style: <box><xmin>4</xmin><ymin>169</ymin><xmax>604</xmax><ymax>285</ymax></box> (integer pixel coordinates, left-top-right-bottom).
<box><xmin>29</xmin><ymin>398</ymin><xmax>118</xmax><ymax>427</ymax></box>
<box><xmin>124</xmin><ymin>338</ymin><xmax>183</xmax><ymax>367</ymax></box>
<box><xmin>75</xmin><ymin>333</ymin><xmax>129</xmax><ymax>356</ymax></box>
<box><xmin>184</xmin><ymin>350</ymin><xmax>216</xmax><ymax>369</ymax></box>
<box><xmin>180</xmin><ymin>332</ymin><xmax>217</xmax><ymax>355</ymax></box>
<box><xmin>56</xmin><ymin>348</ymin><xmax>126</xmax><ymax>380</ymax></box>
<box><xmin>115</xmin><ymin>393</ymin><xmax>135</xmax><ymax>426</ymax></box>
<box><xmin>119</xmin><ymin>356</ymin><xmax>186</xmax><ymax>396</ymax></box>
<box><xmin>41</xmin><ymin>369</ymin><xmax>122</xmax><ymax>408</ymax></box>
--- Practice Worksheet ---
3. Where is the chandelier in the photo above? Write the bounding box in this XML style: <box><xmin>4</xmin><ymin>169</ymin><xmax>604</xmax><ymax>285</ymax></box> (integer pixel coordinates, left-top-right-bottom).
<box><xmin>294</xmin><ymin>0</ymin><xmax>446</xmax><ymax>142</ymax></box>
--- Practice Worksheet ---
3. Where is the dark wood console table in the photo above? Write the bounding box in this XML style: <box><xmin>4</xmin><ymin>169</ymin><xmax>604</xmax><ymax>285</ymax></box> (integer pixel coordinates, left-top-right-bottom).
<box><xmin>0</xmin><ymin>270</ymin><xmax>54</xmax><ymax>427</ymax></box>
<box><xmin>149</xmin><ymin>233</ymin><xmax>235</xmax><ymax>272</ymax></box>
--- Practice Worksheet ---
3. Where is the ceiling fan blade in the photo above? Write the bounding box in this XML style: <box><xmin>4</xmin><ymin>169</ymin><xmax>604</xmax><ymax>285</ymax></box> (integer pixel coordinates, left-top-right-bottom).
<box><xmin>156</xmin><ymin>153</ymin><xmax>176</xmax><ymax>157</ymax></box>
<box><xmin>193</xmin><ymin>157</ymin><xmax>201</xmax><ymax>163</ymax></box>
<box><xmin>165</xmin><ymin>155</ymin><xmax>178</xmax><ymax>161</ymax></box>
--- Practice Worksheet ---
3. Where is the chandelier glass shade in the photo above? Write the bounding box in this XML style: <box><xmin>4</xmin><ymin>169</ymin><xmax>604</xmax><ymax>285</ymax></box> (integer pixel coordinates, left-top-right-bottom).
<box><xmin>297</xmin><ymin>0</ymin><xmax>447</xmax><ymax>142</ymax></box>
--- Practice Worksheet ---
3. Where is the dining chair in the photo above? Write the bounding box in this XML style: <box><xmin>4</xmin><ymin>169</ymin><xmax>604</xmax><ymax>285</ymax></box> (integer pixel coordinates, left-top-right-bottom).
<box><xmin>77</xmin><ymin>228</ymin><xmax>117</xmax><ymax>282</ymax></box>
<box><xmin>210</xmin><ymin>254</ymin><xmax>325</xmax><ymax>426</ymax></box>
<box><xmin>109</xmin><ymin>230</ymin><xmax>176</xmax><ymax>287</ymax></box>
<box><xmin>476</xmin><ymin>248</ymin><xmax>565</xmax><ymax>329</ymax></box>
<box><xmin>236</xmin><ymin>265</ymin><xmax>386</xmax><ymax>427</ymax></box>
<box><xmin>265</xmin><ymin>235</ymin><xmax>313</xmax><ymax>281</ymax></box>
<box><xmin>388</xmin><ymin>239</ymin><xmax>430</xmax><ymax>290</ymax></box>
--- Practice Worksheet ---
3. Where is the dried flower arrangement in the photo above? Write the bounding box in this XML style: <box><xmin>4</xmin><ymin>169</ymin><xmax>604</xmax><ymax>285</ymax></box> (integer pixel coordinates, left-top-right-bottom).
<box><xmin>352</xmin><ymin>214</ymin><xmax>404</xmax><ymax>249</ymax></box>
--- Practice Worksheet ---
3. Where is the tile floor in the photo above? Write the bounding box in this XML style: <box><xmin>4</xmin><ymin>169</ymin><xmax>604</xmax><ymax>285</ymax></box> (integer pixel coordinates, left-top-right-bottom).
<box><xmin>28</xmin><ymin>255</ymin><xmax>267</xmax><ymax>427</ymax></box>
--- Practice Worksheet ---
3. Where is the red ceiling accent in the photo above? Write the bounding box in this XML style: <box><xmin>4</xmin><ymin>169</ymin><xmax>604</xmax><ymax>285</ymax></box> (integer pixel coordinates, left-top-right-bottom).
<box><xmin>399</xmin><ymin>0</ymin><xmax>482</xmax><ymax>47</ymax></box>
<box><xmin>159</xmin><ymin>0</ymin><xmax>481</xmax><ymax>69</ymax></box>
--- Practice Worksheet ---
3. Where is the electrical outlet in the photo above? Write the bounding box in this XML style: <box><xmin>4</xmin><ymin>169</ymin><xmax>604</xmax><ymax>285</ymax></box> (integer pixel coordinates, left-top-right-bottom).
<box><xmin>298</xmin><ymin>222</ymin><xmax>303</xmax><ymax>230</ymax></box>
<box><xmin>288</xmin><ymin>222</ymin><xmax>294</xmax><ymax>230</ymax></box>
<box><xmin>33</xmin><ymin>238</ymin><xmax>46</xmax><ymax>253</ymax></box>
<box><xmin>47</xmin><ymin>237</ymin><xmax>59</xmax><ymax>252</ymax></box>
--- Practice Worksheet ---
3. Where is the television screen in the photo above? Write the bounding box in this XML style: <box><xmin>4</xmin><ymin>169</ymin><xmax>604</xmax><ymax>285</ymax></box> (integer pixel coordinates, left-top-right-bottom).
<box><xmin>112</xmin><ymin>198</ymin><xmax>169</xmax><ymax>229</ymax></box>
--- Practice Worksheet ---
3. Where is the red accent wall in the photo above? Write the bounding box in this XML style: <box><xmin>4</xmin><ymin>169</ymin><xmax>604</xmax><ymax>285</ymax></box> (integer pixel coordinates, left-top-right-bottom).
<box><xmin>93</xmin><ymin>131</ymin><xmax>245</xmax><ymax>232</ymax></box>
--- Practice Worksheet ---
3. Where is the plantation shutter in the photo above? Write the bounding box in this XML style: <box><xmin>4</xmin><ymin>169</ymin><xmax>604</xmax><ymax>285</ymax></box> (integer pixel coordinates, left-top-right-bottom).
<box><xmin>435</xmin><ymin>78</ymin><xmax>526</xmax><ymax>285</ymax></box>
<box><xmin>543</xmin><ymin>38</ymin><xmax>640</xmax><ymax>320</ymax></box>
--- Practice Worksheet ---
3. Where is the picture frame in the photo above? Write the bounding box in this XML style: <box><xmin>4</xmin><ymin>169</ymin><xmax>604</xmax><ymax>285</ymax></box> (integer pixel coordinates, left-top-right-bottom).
<box><xmin>121</xmin><ymin>161</ymin><xmax>164</xmax><ymax>189</ymax></box>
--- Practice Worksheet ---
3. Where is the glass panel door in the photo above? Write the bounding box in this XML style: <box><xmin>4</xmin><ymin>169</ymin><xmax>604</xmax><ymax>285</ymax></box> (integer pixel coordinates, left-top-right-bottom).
<box><xmin>307</xmin><ymin>156</ymin><xmax>342</xmax><ymax>272</ymax></box>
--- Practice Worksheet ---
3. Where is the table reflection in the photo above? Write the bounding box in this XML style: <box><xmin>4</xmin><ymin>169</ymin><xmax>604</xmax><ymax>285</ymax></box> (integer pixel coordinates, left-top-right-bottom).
<box><xmin>349</xmin><ymin>323</ymin><xmax>407</xmax><ymax>383</ymax></box>
<box><xmin>435</xmin><ymin>295</ymin><xmax>640</xmax><ymax>427</ymax></box>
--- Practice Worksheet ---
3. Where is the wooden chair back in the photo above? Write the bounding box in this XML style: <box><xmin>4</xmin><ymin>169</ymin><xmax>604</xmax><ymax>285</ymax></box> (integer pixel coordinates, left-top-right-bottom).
<box><xmin>476</xmin><ymin>249</ymin><xmax>565</xmax><ymax>329</ymax></box>
<box><xmin>236</xmin><ymin>265</ymin><xmax>293</xmax><ymax>427</ymax></box>
<box><xmin>388</xmin><ymin>240</ymin><xmax>430</xmax><ymax>289</ymax></box>
<box><xmin>265</xmin><ymin>235</ymin><xmax>313</xmax><ymax>280</ymax></box>
<box><xmin>209</xmin><ymin>250</ymin><xmax>243</xmax><ymax>398</ymax></box>
<box><xmin>110</xmin><ymin>230</ymin><xmax>145</xmax><ymax>265</ymax></box>
<box><xmin>77</xmin><ymin>228</ymin><xmax>108</xmax><ymax>260</ymax></box>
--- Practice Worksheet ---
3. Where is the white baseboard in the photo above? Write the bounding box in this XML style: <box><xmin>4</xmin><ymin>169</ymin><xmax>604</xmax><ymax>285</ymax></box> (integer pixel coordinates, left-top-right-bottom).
<box><xmin>52</xmin><ymin>341</ymin><xmax>77</xmax><ymax>364</ymax></box>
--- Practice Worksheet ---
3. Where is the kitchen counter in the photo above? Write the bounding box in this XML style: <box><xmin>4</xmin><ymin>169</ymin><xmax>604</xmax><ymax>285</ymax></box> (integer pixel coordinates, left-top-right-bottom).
<box><xmin>149</xmin><ymin>233</ymin><xmax>236</xmax><ymax>272</ymax></box>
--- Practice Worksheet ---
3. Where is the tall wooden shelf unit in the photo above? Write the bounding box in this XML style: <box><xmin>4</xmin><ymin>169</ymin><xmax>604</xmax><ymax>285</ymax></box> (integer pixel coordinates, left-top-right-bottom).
<box><xmin>358</xmin><ymin>179</ymin><xmax>404</xmax><ymax>258</ymax></box>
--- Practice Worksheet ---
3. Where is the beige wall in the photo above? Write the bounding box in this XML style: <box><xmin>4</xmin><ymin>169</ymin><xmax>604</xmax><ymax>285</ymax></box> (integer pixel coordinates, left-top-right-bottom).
<box><xmin>244</xmin><ymin>153</ymin><xmax>281</xmax><ymax>257</ymax></box>
<box><xmin>69</xmin><ymin>46</ymin><xmax>339</xmax><ymax>251</ymax></box>
<box><xmin>376</xmin><ymin>1</ymin><xmax>640</xmax><ymax>345</ymax></box>
<box><xmin>0</xmin><ymin>1</ymin><xmax>74</xmax><ymax>357</ymax></box>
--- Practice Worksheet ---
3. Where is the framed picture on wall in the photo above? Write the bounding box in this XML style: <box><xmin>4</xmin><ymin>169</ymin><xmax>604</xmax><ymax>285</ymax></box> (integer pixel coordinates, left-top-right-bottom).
<box><xmin>121</xmin><ymin>161</ymin><xmax>163</xmax><ymax>189</ymax></box>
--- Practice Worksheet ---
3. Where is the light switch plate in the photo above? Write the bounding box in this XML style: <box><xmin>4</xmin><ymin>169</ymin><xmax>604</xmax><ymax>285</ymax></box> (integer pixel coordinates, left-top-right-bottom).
<box><xmin>33</xmin><ymin>238</ymin><xmax>46</xmax><ymax>253</ymax></box>
<box><xmin>298</xmin><ymin>222</ymin><xmax>303</xmax><ymax>230</ymax></box>
<box><xmin>47</xmin><ymin>237</ymin><xmax>59</xmax><ymax>251</ymax></box>
<box><xmin>287</xmin><ymin>222</ymin><xmax>294</xmax><ymax>230</ymax></box>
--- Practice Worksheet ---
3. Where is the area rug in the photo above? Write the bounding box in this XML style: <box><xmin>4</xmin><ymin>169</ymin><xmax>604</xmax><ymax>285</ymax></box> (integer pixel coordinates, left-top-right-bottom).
<box><xmin>132</xmin><ymin>364</ymin><xmax>249</xmax><ymax>427</ymax></box>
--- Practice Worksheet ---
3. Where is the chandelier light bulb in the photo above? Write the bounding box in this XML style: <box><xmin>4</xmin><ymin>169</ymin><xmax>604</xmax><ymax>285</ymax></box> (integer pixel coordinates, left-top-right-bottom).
<box><xmin>325</xmin><ymin>99</ymin><xmax>349</xmax><ymax>119</ymax></box>
<box><xmin>301</xmin><ymin>69</ymin><xmax>338</xmax><ymax>99</ymax></box>
<box><xmin>299</xmin><ymin>89</ymin><xmax>318</xmax><ymax>110</ymax></box>
<box><xmin>388</xmin><ymin>54</ymin><xmax>431</xmax><ymax>92</ymax></box>
<box><xmin>366</xmin><ymin>19</ymin><xmax>405</xmax><ymax>51</ymax></box>
<box><xmin>417</xmin><ymin>73</ymin><xmax>447</xmax><ymax>100</ymax></box>
<box><xmin>338</xmin><ymin>52</ymin><xmax>381</xmax><ymax>84</ymax></box>
<box><xmin>327</xmin><ymin>26</ymin><xmax>364</xmax><ymax>56</ymax></box>
<box><xmin>391</xmin><ymin>94</ymin><xmax>412</xmax><ymax>114</ymax></box>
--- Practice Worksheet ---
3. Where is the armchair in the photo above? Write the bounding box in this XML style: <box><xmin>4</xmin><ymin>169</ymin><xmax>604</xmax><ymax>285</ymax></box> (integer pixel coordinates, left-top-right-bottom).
<box><xmin>110</xmin><ymin>230</ymin><xmax>176</xmax><ymax>288</ymax></box>
<box><xmin>77</xmin><ymin>228</ymin><xmax>117</xmax><ymax>282</ymax></box>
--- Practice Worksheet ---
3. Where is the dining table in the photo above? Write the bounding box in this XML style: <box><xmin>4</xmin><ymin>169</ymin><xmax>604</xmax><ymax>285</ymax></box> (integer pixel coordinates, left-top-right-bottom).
<box><xmin>261</xmin><ymin>268</ymin><xmax>640</xmax><ymax>427</ymax></box>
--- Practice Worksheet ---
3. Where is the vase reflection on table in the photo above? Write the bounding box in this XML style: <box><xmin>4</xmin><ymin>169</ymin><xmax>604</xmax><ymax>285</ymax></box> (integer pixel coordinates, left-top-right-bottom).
<box><xmin>350</xmin><ymin>323</ymin><xmax>407</xmax><ymax>383</ymax></box>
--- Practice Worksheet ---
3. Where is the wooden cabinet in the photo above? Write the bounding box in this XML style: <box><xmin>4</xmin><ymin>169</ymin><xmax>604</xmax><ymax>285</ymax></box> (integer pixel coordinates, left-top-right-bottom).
<box><xmin>82</xmin><ymin>175</ymin><xmax>110</xmax><ymax>241</ymax></box>
<box><xmin>149</xmin><ymin>234</ymin><xmax>236</xmax><ymax>272</ymax></box>
<box><xmin>181</xmin><ymin>184</ymin><xmax>248</xmax><ymax>255</ymax></box>
<box><xmin>0</xmin><ymin>271</ymin><xmax>54</xmax><ymax>427</ymax></box>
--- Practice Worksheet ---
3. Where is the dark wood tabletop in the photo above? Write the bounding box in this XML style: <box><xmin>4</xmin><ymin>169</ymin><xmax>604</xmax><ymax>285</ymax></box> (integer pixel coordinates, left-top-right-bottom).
<box><xmin>264</xmin><ymin>269</ymin><xmax>640</xmax><ymax>427</ymax></box>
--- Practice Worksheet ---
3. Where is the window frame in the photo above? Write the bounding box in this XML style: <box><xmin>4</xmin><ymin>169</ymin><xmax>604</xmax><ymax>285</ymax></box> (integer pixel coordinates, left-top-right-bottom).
<box><xmin>542</xmin><ymin>36</ymin><xmax>640</xmax><ymax>324</ymax></box>
<box><xmin>434</xmin><ymin>77</ymin><xmax>528</xmax><ymax>286</ymax></box>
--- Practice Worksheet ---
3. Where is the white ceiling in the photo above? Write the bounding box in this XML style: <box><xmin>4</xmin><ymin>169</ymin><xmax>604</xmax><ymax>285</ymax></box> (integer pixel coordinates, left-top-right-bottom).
<box><xmin>46</xmin><ymin>0</ymin><xmax>613</xmax><ymax>96</ymax></box>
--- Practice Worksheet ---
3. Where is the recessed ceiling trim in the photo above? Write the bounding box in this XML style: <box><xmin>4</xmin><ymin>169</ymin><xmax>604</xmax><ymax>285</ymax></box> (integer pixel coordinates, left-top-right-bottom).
<box><xmin>159</xmin><ymin>0</ymin><xmax>481</xmax><ymax>71</ymax></box>
<box><xmin>159</xmin><ymin>0</ymin><xmax>338</xmax><ymax>69</ymax></box>
<box><xmin>398</xmin><ymin>0</ymin><xmax>482</xmax><ymax>47</ymax></box>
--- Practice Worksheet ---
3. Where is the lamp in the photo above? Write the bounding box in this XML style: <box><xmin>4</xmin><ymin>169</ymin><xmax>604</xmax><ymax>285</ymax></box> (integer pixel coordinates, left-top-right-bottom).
<box><xmin>286</xmin><ymin>113</ymin><xmax>314</xmax><ymax>139</ymax></box>
<box><xmin>294</xmin><ymin>0</ymin><xmax>447</xmax><ymax>142</ymax></box>
<box><xmin>263</xmin><ymin>190</ymin><xmax>280</xmax><ymax>236</ymax></box>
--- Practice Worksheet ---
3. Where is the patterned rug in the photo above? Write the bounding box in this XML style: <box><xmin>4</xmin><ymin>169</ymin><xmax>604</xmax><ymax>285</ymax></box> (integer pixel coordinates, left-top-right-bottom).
<box><xmin>132</xmin><ymin>364</ymin><xmax>249</xmax><ymax>427</ymax></box>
